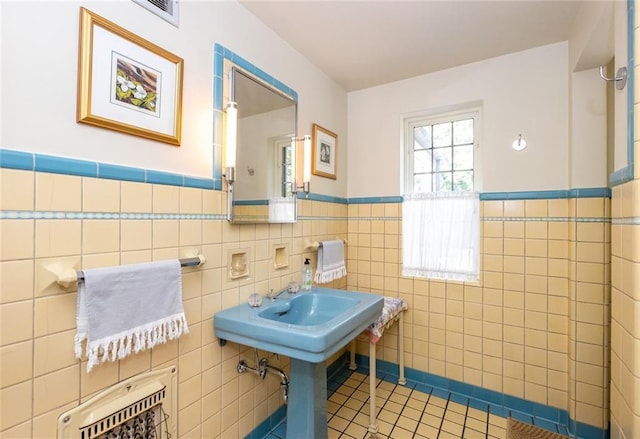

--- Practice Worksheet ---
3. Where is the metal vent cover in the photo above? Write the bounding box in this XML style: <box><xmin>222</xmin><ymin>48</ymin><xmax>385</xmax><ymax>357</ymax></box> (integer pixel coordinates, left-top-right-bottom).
<box><xmin>57</xmin><ymin>366</ymin><xmax>177</xmax><ymax>439</ymax></box>
<box><xmin>132</xmin><ymin>0</ymin><xmax>179</xmax><ymax>27</ymax></box>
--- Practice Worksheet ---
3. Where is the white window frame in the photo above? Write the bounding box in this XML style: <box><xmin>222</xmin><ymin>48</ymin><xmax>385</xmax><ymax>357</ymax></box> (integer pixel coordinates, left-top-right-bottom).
<box><xmin>403</xmin><ymin>103</ymin><xmax>482</xmax><ymax>195</ymax></box>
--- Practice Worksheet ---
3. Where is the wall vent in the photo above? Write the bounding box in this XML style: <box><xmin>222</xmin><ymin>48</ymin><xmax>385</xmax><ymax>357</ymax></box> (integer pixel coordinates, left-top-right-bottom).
<box><xmin>132</xmin><ymin>0</ymin><xmax>179</xmax><ymax>27</ymax></box>
<box><xmin>57</xmin><ymin>366</ymin><xmax>177</xmax><ymax>439</ymax></box>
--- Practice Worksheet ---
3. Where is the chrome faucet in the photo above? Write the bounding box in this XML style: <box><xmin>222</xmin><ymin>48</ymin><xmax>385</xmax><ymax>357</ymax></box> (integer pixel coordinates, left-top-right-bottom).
<box><xmin>267</xmin><ymin>282</ymin><xmax>299</xmax><ymax>300</ymax></box>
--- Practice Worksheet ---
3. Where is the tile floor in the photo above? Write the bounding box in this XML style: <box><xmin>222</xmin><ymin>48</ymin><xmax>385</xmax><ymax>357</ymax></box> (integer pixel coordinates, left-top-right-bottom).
<box><xmin>265</xmin><ymin>367</ymin><xmax>568</xmax><ymax>439</ymax></box>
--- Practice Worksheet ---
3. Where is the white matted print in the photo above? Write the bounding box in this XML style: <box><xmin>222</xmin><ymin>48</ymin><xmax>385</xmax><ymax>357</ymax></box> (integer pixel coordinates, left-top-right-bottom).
<box><xmin>312</xmin><ymin>123</ymin><xmax>337</xmax><ymax>179</ymax></box>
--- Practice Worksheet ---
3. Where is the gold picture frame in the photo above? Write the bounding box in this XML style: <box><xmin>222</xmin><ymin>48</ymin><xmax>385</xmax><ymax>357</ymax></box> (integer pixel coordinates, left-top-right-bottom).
<box><xmin>77</xmin><ymin>8</ymin><xmax>184</xmax><ymax>145</ymax></box>
<box><xmin>312</xmin><ymin>123</ymin><xmax>337</xmax><ymax>179</ymax></box>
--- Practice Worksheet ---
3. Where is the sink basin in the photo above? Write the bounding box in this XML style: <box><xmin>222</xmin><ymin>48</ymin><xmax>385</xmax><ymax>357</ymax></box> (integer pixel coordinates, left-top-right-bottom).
<box><xmin>258</xmin><ymin>292</ymin><xmax>359</xmax><ymax>325</ymax></box>
<box><xmin>213</xmin><ymin>287</ymin><xmax>384</xmax><ymax>363</ymax></box>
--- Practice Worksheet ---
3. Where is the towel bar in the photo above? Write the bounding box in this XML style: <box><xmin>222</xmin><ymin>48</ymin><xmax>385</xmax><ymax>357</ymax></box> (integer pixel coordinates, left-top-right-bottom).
<box><xmin>304</xmin><ymin>239</ymin><xmax>347</xmax><ymax>251</ymax></box>
<box><xmin>56</xmin><ymin>255</ymin><xmax>206</xmax><ymax>288</ymax></box>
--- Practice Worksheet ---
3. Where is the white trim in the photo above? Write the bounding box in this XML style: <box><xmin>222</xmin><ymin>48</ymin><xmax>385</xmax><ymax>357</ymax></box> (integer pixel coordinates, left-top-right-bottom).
<box><xmin>402</xmin><ymin>102</ymin><xmax>483</xmax><ymax>194</ymax></box>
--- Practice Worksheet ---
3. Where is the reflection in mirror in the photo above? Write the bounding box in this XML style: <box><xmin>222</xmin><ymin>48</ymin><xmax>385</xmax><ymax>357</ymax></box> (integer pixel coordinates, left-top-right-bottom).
<box><xmin>229</xmin><ymin>67</ymin><xmax>297</xmax><ymax>223</ymax></box>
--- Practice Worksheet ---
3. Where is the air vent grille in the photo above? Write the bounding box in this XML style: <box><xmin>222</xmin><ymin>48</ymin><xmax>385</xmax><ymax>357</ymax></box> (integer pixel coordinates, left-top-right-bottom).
<box><xmin>132</xmin><ymin>0</ymin><xmax>179</xmax><ymax>27</ymax></box>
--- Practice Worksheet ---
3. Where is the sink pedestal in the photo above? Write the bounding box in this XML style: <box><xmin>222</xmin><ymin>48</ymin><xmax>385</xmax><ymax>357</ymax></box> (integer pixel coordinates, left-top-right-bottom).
<box><xmin>286</xmin><ymin>359</ymin><xmax>328</xmax><ymax>438</ymax></box>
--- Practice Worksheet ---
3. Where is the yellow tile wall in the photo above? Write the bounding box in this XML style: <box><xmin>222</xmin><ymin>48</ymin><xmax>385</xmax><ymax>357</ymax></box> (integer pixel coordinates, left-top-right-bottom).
<box><xmin>0</xmin><ymin>168</ymin><xmax>347</xmax><ymax>438</ymax></box>
<box><xmin>347</xmin><ymin>196</ymin><xmax>610</xmax><ymax>430</ymax></box>
<box><xmin>0</xmin><ymin>165</ymin><xmax>613</xmax><ymax>436</ymax></box>
<box><xmin>610</xmin><ymin>184</ymin><xmax>640</xmax><ymax>437</ymax></box>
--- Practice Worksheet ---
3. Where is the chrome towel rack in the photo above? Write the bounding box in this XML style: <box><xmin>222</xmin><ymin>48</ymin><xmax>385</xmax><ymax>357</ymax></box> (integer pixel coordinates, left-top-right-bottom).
<box><xmin>56</xmin><ymin>255</ymin><xmax>206</xmax><ymax>288</ymax></box>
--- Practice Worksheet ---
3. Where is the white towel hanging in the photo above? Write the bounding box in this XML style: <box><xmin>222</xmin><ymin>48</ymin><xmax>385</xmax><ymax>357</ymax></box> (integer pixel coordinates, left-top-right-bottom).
<box><xmin>314</xmin><ymin>240</ymin><xmax>347</xmax><ymax>283</ymax></box>
<box><xmin>75</xmin><ymin>259</ymin><xmax>188</xmax><ymax>372</ymax></box>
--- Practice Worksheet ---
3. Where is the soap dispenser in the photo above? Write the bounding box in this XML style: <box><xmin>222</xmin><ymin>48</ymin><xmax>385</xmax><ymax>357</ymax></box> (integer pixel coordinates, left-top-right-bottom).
<box><xmin>302</xmin><ymin>258</ymin><xmax>312</xmax><ymax>291</ymax></box>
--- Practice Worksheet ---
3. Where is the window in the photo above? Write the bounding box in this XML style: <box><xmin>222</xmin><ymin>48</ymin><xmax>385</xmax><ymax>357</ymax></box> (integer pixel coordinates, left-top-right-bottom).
<box><xmin>402</xmin><ymin>105</ymin><xmax>481</xmax><ymax>283</ymax></box>
<box><xmin>405</xmin><ymin>106</ymin><xmax>480</xmax><ymax>194</ymax></box>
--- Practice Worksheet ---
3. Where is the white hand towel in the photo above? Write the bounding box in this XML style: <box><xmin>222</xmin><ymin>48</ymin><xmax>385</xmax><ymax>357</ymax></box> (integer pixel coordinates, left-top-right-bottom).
<box><xmin>314</xmin><ymin>240</ymin><xmax>347</xmax><ymax>283</ymax></box>
<box><xmin>75</xmin><ymin>259</ymin><xmax>188</xmax><ymax>372</ymax></box>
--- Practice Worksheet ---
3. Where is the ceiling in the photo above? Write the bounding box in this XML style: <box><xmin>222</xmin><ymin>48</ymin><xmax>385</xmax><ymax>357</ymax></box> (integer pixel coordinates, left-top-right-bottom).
<box><xmin>239</xmin><ymin>0</ymin><xmax>587</xmax><ymax>92</ymax></box>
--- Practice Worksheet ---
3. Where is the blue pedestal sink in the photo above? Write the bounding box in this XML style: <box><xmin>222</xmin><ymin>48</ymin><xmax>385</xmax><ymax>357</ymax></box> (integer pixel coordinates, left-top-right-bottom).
<box><xmin>213</xmin><ymin>287</ymin><xmax>384</xmax><ymax>438</ymax></box>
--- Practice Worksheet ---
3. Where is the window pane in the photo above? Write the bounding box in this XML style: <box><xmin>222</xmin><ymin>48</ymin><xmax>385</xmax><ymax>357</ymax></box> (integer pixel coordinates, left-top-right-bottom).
<box><xmin>414</xmin><ymin>126</ymin><xmax>432</xmax><ymax>150</ymax></box>
<box><xmin>414</xmin><ymin>174</ymin><xmax>432</xmax><ymax>193</ymax></box>
<box><xmin>453</xmin><ymin>145</ymin><xmax>473</xmax><ymax>170</ymax></box>
<box><xmin>414</xmin><ymin>149</ymin><xmax>432</xmax><ymax>173</ymax></box>
<box><xmin>432</xmin><ymin>122</ymin><xmax>452</xmax><ymax>147</ymax></box>
<box><xmin>433</xmin><ymin>172</ymin><xmax>452</xmax><ymax>191</ymax></box>
<box><xmin>453</xmin><ymin>118</ymin><xmax>474</xmax><ymax>145</ymax></box>
<box><xmin>453</xmin><ymin>171</ymin><xmax>473</xmax><ymax>191</ymax></box>
<box><xmin>433</xmin><ymin>147</ymin><xmax>452</xmax><ymax>172</ymax></box>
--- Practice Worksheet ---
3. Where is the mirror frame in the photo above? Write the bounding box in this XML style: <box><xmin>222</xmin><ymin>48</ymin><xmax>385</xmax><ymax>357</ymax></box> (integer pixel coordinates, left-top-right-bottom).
<box><xmin>213</xmin><ymin>43</ymin><xmax>299</xmax><ymax>222</ymax></box>
<box><xmin>609</xmin><ymin>0</ymin><xmax>635</xmax><ymax>186</ymax></box>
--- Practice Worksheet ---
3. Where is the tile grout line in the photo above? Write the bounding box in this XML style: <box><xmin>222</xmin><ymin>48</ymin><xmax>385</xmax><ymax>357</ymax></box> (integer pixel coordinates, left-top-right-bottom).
<box><xmin>412</xmin><ymin>384</ymin><xmax>433</xmax><ymax>439</ymax></box>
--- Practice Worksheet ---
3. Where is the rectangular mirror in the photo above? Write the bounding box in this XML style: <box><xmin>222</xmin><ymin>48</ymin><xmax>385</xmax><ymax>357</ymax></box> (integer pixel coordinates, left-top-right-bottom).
<box><xmin>229</xmin><ymin>67</ymin><xmax>298</xmax><ymax>223</ymax></box>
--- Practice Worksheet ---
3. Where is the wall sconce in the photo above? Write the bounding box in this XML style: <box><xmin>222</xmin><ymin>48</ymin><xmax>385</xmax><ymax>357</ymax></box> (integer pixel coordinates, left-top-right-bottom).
<box><xmin>512</xmin><ymin>133</ymin><xmax>527</xmax><ymax>151</ymax></box>
<box><xmin>291</xmin><ymin>135</ymin><xmax>311</xmax><ymax>195</ymax></box>
<box><xmin>224</xmin><ymin>101</ymin><xmax>238</xmax><ymax>221</ymax></box>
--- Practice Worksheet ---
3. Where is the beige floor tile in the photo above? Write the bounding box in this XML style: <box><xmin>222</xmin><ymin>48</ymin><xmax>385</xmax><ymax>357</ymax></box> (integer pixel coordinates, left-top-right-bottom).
<box><xmin>415</xmin><ymin>423</ymin><xmax>439</xmax><ymax>438</ymax></box>
<box><xmin>396</xmin><ymin>415</ymin><xmax>419</xmax><ymax>432</ymax></box>
<box><xmin>378</xmin><ymin>409</ymin><xmax>399</xmax><ymax>425</ymax></box>
<box><xmin>336</xmin><ymin>406</ymin><xmax>358</xmax><ymax>421</ymax></box>
<box><xmin>468</xmin><ymin>407</ymin><xmax>488</xmax><ymax>421</ymax></box>
<box><xmin>463</xmin><ymin>427</ymin><xmax>487</xmax><ymax>439</ymax></box>
<box><xmin>444</xmin><ymin>409</ymin><xmax>465</xmax><ymax>424</ymax></box>
<box><xmin>344</xmin><ymin>421</ymin><xmax>368</xmax><ymax>438</ymax></box>
<box><xmin>465</xmin><ymin>416</ymin><xmax>487</xmax><ymax>432</ymax></box>
<box><xmin>328</xmin><ymin>415</ymin><xmax>349</xmax><ymax>431</ymax></box>
<box><xmin>441</xmin><ymin>419</ymin><xmax>464</xmax><ymax>436</ymax></box>
<box><xmin>425</xmin><ymin>404</ymin><xmax>446</xmax><ymax>417</ymax></box>
<box><xmin>429</xmin><ymin>395</ymin><xmax>448</xmax><ymax>407</ymax></box>
<box><xmin>401</xmin><ymin>405</ymin><xmax>423</xmax><ymax>421</ymax></box>
<box><xmin>384</xmin><ymin>400</ymin><xmax>404</xmax><ymax>414</ymax></box>
<box><xmin>421</xmin><ymin>413</ymin><xmax>443</xmax><ymax>428</ymax></box>
<box><xmin>447</xmin><ymin>401</ymin><xmax>467</xmax><ymax>414</ymax></box>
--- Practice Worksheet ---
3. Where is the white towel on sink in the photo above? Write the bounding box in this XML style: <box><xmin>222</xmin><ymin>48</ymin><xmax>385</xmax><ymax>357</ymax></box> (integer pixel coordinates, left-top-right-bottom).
<box><xmin>314</xmin><ymin>240</ymin><xmax>347</xmax><ymax>284</ymax></box>
<box><xmin>74</xmin><ymin>259</ymin><xmax>188</xmax><ymax>372</ymax></box>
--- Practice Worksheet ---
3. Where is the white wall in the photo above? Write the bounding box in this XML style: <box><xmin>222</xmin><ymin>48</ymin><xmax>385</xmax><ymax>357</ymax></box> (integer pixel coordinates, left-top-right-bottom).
<box><xmin>347</xmin><ymin>42</ymin><xmax>571</xmax><ymax>197</ymax></box>
<box><xmin>235</xmin><ymin>108</ymin><xmax>293</xmax><ymax>200</ymax></box>
<box><xmin>1</xmin><ymin>0</ymin><xmax>348</xmax><ymax>192</ymax></box>
<box><xmin>571</xmin><ymin>68</ymin><xmax>608</xmax><ymax>188</ymax></box>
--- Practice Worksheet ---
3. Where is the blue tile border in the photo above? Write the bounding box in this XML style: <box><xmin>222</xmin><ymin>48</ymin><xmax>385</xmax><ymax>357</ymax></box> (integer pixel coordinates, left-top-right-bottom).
<box><xmin>348</xmin><ymin>196</ymin><xmax>403</xmax><ymax>204</ymax></box>
<box><xmin>302</xmin><ymin>192</ymin><xmax>348</xmax><ymax>204</ymax></box>
<box><xmin>610</xmin><ymin>164</ymin><xmax>634</xmax><ymax>187</ymax></box>
<box><xmin>0</xmin><ymin>149</ymin><xmax>33</xmax><ymax>169</ymax></box>
<box><xmin>98</xmin><ymin>163</ymin><xmax>146</xmax><ymax>182</ymax></box>
<box><xmin>0</xmin><ymin>149</ymin><xmax>616</xmax><ymax>207</ymax></box>
<box><xmin>35</xmin><ymin>153</ymin><xmax>97</xmax><ymax>177</ymax></box>
<box><xmin>481</xmin><ymin>188</ymin><xmax>611</xmax><ymax>200</ymax></box>
<box><xmin>234</xmin><ymin>199</ymin><xmax>269</xmax><ymax>206</ymax></box>
<box><xmin>610</xmin><ymin>0</ymin><xmax>635</xmax><ymax>187</ymax></box>
<box><xmin>353</xmin><ymin>354</ymin><xmax>609</xmax><ymax>439</ymax></box>
<box><xmin>213</xmin><ymin>43</ymin><xmax>298</xmax><ymax>196</ymax></box>
<box><xmin>0</xmin><ymin>148</ymin><xmax>216</xmax><ymax>189</ymax></box>
<box><xmin>244</xmin><ymin>405</ymin><xmax>287</xmax><ymax>439</ymax></box>
<box><xmin>351</xmin><ymin>190</ymin><xmax>611</xmax><ymax>205</ymax></box>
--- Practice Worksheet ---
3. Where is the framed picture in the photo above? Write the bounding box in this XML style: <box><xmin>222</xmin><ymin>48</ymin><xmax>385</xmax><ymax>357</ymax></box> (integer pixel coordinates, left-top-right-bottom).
<box><xmin>312</xmin><ymin>123</ymin><xmax>337</xmax><ymax>179</ymax></box>
<box><xmin>77</xmin><ymin>8</ymin><xmax>184</xmax><ymax>145</ymax></box>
